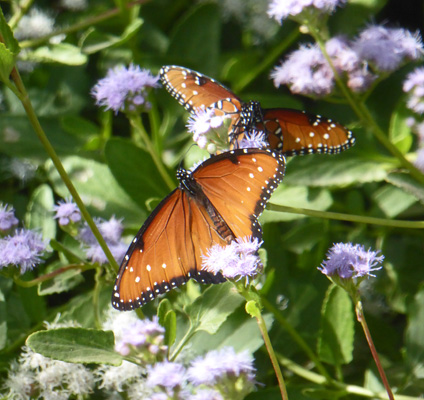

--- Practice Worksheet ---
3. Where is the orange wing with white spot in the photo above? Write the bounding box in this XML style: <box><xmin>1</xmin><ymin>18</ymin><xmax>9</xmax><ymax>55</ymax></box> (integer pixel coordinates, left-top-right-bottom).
<box><xmin>256</xmin><ymin>109</ymin><xmax>355</xmax><ymax>156</ymax></box>
<box><xmin>111</xmin><ymin>149</ymin><xmax>285</xmax><ymax>311</ymax></box>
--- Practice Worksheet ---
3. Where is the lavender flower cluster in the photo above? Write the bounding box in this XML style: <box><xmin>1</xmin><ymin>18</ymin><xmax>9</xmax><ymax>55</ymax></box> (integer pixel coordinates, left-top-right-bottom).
<box><xmin>271</xmin><ymin>26</ymin><xmax>423</xmax><ymax>96</ymax></box>
<box><xmin>3</xmin><ymin>312</ymin><xmax>257</xmax><ymax>400</ymax></box>
<box><xmin>0</xmin><ymin>204</ymin><xmax>47</xmax><ymax>274</ymax></box>
<box><xmin>403</xmin><ymin>67</ymin><xmax>424</xmax><ymax>171</ymax></box>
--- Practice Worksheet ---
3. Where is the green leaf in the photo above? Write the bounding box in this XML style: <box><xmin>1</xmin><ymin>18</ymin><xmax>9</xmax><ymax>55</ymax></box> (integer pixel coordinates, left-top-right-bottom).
<box><xmin>189</xmin><ymin>306</ymin><xmax>273</xmax><ymax>356</ymax></box>
<box><xmin>185</xmin><ymin>282</ymin><xmax>244</xmax><ymax>335</ymax></box>
<box><xmin>389</xmin><ymin>102</ymin><xmax>413</xmax><ymax>154</ymax></box>
<box><xmin>45</xmin><ymin>155</ymin><xmax>146</xmax><ymax>227</ymax></box>
<box><xmin>104</xmin><ymin>138</ymin><xmax>170</xmax><ymax>209</ymax></box>
<box><xmin>405</xmin><ymin>286</ymin><xmax>424</xmax><ymax>372</ymax></box>
<box><xmin>158</xmin><ymin>298</ymin><xmax>173</xmax><ymax>326</ymax></box>
<box><xmin>0</xmin><ymin>290</ymin><xmax>6</xmax><ymax>350</ymax></box>
<box><xmin>0</xmin><ymin>7</ymin><xmax>19</xmax><ymax>83</ymax></box>
<box><xmin>26</xmin><ymin>328</ymin><xmax>122</xmax><ymax>365</ymax></box>
<box><xmin>284</xmin><ymin>157</ymin><xmax>389</xmax><ymax>187</ymax></box>
<box><xmin>25</xmin><ymin>184</ymin><xmax>56</xmax><ymax>243</ymax></box>
<box><xmin>386</xmin><ymin>172</ymin><xmax>424</xmax><ymax>205</ymax></box>
<box><xmin>81</xmin><ymin>19</ymin><xmax>143</xmax><ymax>54</ymax></box>
<box><xmin>373</xmin><ymin>184</ymin><xmax>417</xmax><ymax>218</ymax></box>
<box><xmin>23</xmin><ymin>44</ymin><xmax>87</xmax><ymax>65</ymax></box>
<box><xmin>167</xmin><ymin>4</ymin><xmax>220</xmax><ymax>74</ymax></box>
<box><xmin>38</xmin><ymin>262</ymin><xmax>84</xmax><ymax>296</ymax></box>
<box><xmin>261</xmin><ymin>186</ymin><xmax>333</xmax><ymax>223</ymax></box>
<box><xmin>318</xmin><ymin>285</ymin><xmax>354</xmax><ymax>366</ymax></box>
<box><xmin>164</xmin><ymin>310</ymin><xmax>177</xmax><ymax>348</ymax></box>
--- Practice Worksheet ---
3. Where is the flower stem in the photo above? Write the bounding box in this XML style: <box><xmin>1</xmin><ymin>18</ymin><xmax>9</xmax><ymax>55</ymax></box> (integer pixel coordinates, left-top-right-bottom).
<box><xmin>307</xmin><ymin>24</ymin><xmax>424</xmax><ymax>185</ymax></box>
<box><xmin>260</xmin><ymin>296</ymin><xmax>332</xmax><ymax>382</ymax></box>
<box><xmin>279</xmin><ymin>354</ymin><xmax>415</xmax><ymax>400</ymax></box>
<box><xmin>13</xmin><ymin>264</ymin><xmax>93</xmax><ymax>287</ymax></box>
<box><xmin>246</xmin><ymin>300</ymin><xmax>289</xmax><ymax>400</ymax></box>
<box><xmin>9</xmin><ymin>67</ymin><xmax>119</xmax><ymax>274</ymax></box>
<box><xmin>169</xmin><ymin>322</ymin><xmax>197</xmax><ymax>361</ymax></box>
<box><xmin>355</xmin><ymin>300</ymin><xmax>395</xmax><ymax>400</ymax></box>
<box><xmin>268</xmin><ymin>203</ymin><xmax>424</xmax><ymax>229</ymax></box>
<box><xmin>129</xmin><ymin>114</ymin><xmax>175</xmax><ymax>191</ymax></box>
<box><xmin>233</xmin><ymin>29</ymin><xmax>301</xmax><ymax>93</ymax></box>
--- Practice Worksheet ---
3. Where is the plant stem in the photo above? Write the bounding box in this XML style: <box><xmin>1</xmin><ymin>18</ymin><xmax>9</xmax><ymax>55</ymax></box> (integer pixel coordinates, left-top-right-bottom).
<box><xmin>261</xmin><ymin>296</ymin><xmax>332</xmax><ymax>382</ymax></box>
<box><xmin>130</xmin><ymin>114</ymin><xmax>175</xmax><ymax>191</ymax></box>
<box><xmin>355</xmin><ymin>300</ymin><xmax>395</xmax><ymax>400</ymax></box>
<box><xmin>169</xmin><ymin>322</ymin><xmax>197</xmax><ymax>361</ymax></box>
<box><xmin>278</xmin><ymin>354</ymin><xmax>415</xmax><ymax>400</ymax></box>
<box><xmin>233</xmin><ymin>29</ymin><xmax>301</xmax><ymax>93</ymax></box>
<box><xmin>268</xmin><ymin>203</ymin><xmax>424</xmax><ymax>229</ymax></box>
<box><xmin>13</xmin><ymin>264</ymin><xmax>93</xmax><ymax>287</ymax></box>
<box><xmin>9</xmin><ymin>66</ymin><xmax>119</xmax><ymax>274</ymax></box>
<box><xmin>245</xmin><ymin>300</ymin><xmax>288</xmax><ymax>400</ymax></box>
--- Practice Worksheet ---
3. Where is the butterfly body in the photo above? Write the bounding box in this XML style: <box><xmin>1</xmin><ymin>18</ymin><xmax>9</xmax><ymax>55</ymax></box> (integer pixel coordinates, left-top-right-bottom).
<box><xmin>159</xmin><ymin>65</ymin><xmax>355</xmax><ymax>156</ymax></box>
<box><xmin>112</xmin><ymin>148</ymin><xmax>285</xmax><ymax>311</ymax></box>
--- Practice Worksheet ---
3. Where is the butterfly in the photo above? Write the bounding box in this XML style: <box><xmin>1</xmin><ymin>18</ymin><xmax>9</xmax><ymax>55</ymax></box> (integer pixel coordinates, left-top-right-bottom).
<box><xmin>160</xmin><ymin>65</ymin><xmax>356</xmax><ymax>156</ymax></box>
<box><xmin>112</xmin><ymin>148</ymin><xmax>286</xmax><ymax>310</ymax></box>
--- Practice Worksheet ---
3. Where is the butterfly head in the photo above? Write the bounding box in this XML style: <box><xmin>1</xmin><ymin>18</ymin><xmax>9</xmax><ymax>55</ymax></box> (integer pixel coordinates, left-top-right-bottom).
<box><xmin>241</xmin><ymin>101</ymin><xmax>263</xmax><ymax>127</ymax></box>
<box><xmin>176</xmin><ymin>167</ymin><xmax>197</xmax><ymax>195</ymax></box>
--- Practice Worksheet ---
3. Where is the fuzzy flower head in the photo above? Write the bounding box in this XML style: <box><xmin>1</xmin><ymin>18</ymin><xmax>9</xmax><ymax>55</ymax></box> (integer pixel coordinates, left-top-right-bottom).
<box><xmin>78</xmin><ymin>216</ymin><xmax>127</xmax><ymax>265</ymax></box>
<box><xmin>201</xmin><ymin>236</ymin><xmax>263</xmax><ymax>282</ymax></box>
<box><xmin>115</xmin><ymin>316</ymin><xmax>167</xmax><ymax>362</ymax></box>
<box><xmin>271</xmin><ymin>44</ymin><xmax>335</xmax><ymax>96</ymax></box>
<box><xmin>53</xmin><ymin>198</ymin><xmax>81</xmax><ymax>226</ymax></box>
<box><xmin>268</xmin><ymin>0</ymin><xmax>347</xmax><ymax>24</ymax></box>
<box><xmin>319</xmin><ymin>242</ymin><xmax>384</xmax><ymax>283</ymax></box>
<box><xmin>0</xmin><ymin>229</ymin><xmax>47</xmax><ymax>274</ymax></box>
<box><xmin>4</xmin><ymin>345</ymin><xmax>95</xmax><ymax>399</ymax></box>
<box><xmin>14</xmin><ymin>8</ymin><xmax>55</xmax><ymax>40</ymax></box>
<box><xmin>187</xmin><ymin>108</ymin><xmax>232</xmax><ymax>153</ymax></box>
<box><xmin>147</xmin><ymin>361</ymin><xmax>186</xmax><ymax>397</ymax></box>
<box><xmin>0</xmin><ymin>203</ymin><xmax>19</xmax><ymax>232</ymax></box>
<box><xmin>92</xmin><ymin>64</ymin><xmax>160</xmax><ymax>114</ymax></box>
<box><xmin>414</xmin><ymin>147</ymin><xmax>424</xmax><ymax>173</ymax></box>
<box><xmin>353</xmin><ymin>25</ymin><xmax>423</xmax><ymax>72</ymax></box>
<box><xmin>325</xmin><ymin>36</ymin><xmax>376</xmax><ymax>92</ymax></box>
<box><xmin>403</xmin><ymin>67</ymin><xmax>424</xmax><ymax>116</ymax></box>
<box><xmin>237</xmin><ymin>129</ymin><xmax>269</xmax><ymax>149</ymax></box>
<box><xmin>187</xmin><ymin>347</ymin><xmax>256</xmax><ymax>398</ymax></box>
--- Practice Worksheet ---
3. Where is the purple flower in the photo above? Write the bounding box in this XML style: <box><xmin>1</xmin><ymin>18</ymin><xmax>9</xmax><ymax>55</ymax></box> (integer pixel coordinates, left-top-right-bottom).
<box><xmin>201</xmin><ymin>237</ymin><xmax>263</xmax><ymax>282</ymax></box>
<box><xmin>325</xmin><ymin>36</ymin><xmax>376</xmax><ymax>92</ymax></box>
<box><xmin>0</xmin><ymin>204</ymin><xmax>19</xmax><ymax>232</ymax></box>
<box><xmin>53</xmin><ymin>198</ymin><xmax>81</xmax><ymax>226</ymax></box>
<box><xmin>187</xmin><ymin>347</ymin><xmax>255</xmax><ymax>387</ymax></box>
<box><xmin>147</xmin><ymin>361</ymin><xmax>186</xmax><ymax>391</ymax></box>
<box><xmin>353</xmin><ymin>25</ymin><xmax>423</xmax><ymax>72</ymax></box>
<box><xmin>414</xmin><ymin>147</ymin><xmax>424</xmax><ymax>173</ymax></box>
<box><xmin>186</xmin><ymin>108</ymin><xmax>231</xmax><ymax>153</ymax></box>
<box><xmin>237</xmin><ymin>130</ymin><xmax>268</xmax><ymax>149</ymax></box>
<box><xmin>271</xmin><ymin>44</ymin><xmax>335</xmax><ymax>96</ymax></box>
<box><xmin>114</xmin><ymin>316</ymin><xmax>166</xmax><ymax>358</ymax></box>
<box><xmin>91</xmin><ymin>64</ymin><xmax>160</xmax><ymax>114</ymax></box>
<box><xmin>319</xmin><ymin>242</ymin><xmax>384</xmax><ymax>279</ymax></box>
<box><xmin>0</xmin><ymin>229</ymin><xmax>47</xmax><ymax>273</ymax></box>
<box><xmin>403</xmin><ymin>67</ymin><xmax>424</xmax><ymax>115</ymax></box>
<box><xmin>268</xmin><ymin>0</ymin><xmax>346</xmax><ymax>23</ymax></box>
<box><xmin>78</xmin><ymin>216</ymin><xmax>127</xmax><ymax>264</ymax></box>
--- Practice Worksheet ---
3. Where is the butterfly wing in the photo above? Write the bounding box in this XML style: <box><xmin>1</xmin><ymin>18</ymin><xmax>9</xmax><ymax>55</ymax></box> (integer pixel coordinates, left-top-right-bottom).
<box><xmin>257</xmin><ymin>108</ymin><xmax>355</xmax><ymax>156</ymax></box>
<box><xmin>160</xmin><ymin>65</ymin><xmax>244</xmax><ymax>136</ymax></box>
<box><xmin>112</xmin><ymin>189</ymin><xmax>227</xmax><ymax>311</ymax></box>
<box><xmin>193</xmin><ymin>148</ymin><xmax>286</xmax><ymax>240</ymax></box>
<box><xmin>112</xmin><ymin>149</ymin><xmax>285</xmax><ymax>311</ymax></box>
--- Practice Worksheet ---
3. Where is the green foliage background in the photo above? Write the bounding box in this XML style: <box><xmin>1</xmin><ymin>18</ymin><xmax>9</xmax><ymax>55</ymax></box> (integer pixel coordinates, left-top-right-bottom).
<box><xmin>0</xmin><ymin>0</ymin><xmax>424</xmax><ymax>398</ymax></box>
